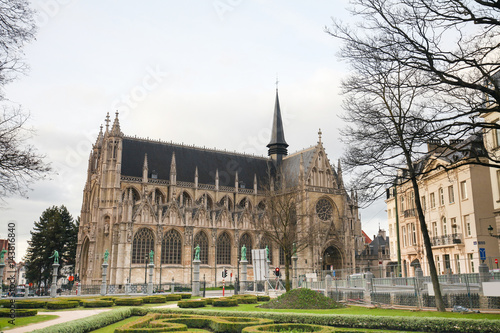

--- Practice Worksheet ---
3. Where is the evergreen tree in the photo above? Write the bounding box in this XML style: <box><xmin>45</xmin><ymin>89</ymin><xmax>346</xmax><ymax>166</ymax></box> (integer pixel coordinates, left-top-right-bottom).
<box><xmin>25</xmin><ymin>206</ymin><xmax>78</xmax><ymax>290</ymax></box>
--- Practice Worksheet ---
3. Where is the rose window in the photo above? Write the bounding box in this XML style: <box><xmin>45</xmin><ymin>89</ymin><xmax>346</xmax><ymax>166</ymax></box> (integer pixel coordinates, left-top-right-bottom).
<box><xmin>316</xmin><ymin>198</ymin><xmax>333</xmax><ymax>221</ymax></box>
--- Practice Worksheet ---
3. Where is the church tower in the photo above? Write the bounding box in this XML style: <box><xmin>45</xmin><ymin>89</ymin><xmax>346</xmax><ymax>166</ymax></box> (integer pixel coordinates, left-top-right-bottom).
<box><xmin>267</xmin><ymin>89</ymin><xmax>288</xmax><ymax>166</ymax></box>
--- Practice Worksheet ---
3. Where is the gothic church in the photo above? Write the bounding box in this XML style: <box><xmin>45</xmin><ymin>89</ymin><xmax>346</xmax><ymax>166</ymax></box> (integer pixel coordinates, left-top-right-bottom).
<box><xmin>76</xmin><ymin>91</ymin><xmax>364</xmax><ymax>286</ymax></box>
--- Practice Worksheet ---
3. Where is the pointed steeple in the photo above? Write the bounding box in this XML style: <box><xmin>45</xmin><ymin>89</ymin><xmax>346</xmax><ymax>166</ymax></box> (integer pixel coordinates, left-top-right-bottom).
<box><xmin>267</xmin><ymin>89</ymin><xmax>288</xmax><ymax>163</ymax></box>
<box><xmin>337</xmin><ymin>159</ymin><xmax>344</xmax><ymax>189</ymax></box>
<box><xmin>235</xmin><ymin>171</ymin><xmax>239</xmax><ymax>192</ymax></box>
<box><xmin>110</xmin><ymin>111</ymin><xmax>122</xmax><ymax>137</ymax></box>
<box><xmin>105</xmin><ymin>112</ymin><xmax>110</xmax><ymax>133</ymax></box>
<box><xmin>142</xmin><ymin>153</ymin><xmax>148</xmax><ymax>182</ymax></box>
<box><xmin>215</xmin><ymin>169</ymin><xmax>219</xmax><ymax>191</ymax></box>
<box><xmin>96</xmin><ymin>125</ymin><xmax>104</xmax><ymax>148</ymax></box>
<box><xmin>170</xmin><ymin>152</ymin><xmax>177</xmax><ymax>185</ymax></box>
<box><xmin>194</xmin><ymin>166</ymin><xmax>199</xmax><ymax>188</ymax></box>
<box><xmin>253</xmin><ymin>174</ymin><xmax>258</xmax><ymax>194</ymax></box>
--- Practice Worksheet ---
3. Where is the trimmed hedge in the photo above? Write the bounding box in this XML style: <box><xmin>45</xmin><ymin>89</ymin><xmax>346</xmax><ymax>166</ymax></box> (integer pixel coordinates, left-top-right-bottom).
<box><xmin>202</xmin><ymin>298</ymin><xmax>214</xmax><ymax>305</ymax></box>
<box><xmin>46</xmin><ymin>300</ymin><xmax>79</xmax><ymax>310</ymax></box>
<box><xmin>114</xmin><ymin>298</ymin><xmax>143</xmax><ymax>306</ymax></box>
<box><xmin>100</xmin><ymin>296</ymin><xmax>119</xmax><ymax>303</ymax></box>
<box><xmin>176</xmin><ymin>293</ymin><xmax>192</xmax><ymax>299</ymax></box>
<box><xmin>257</xmin><ymin>295</ymin><xmax>270</xmax><ymax>302</ymax></box>
<box><xmin>141</xmin><ymin>308</ymin><xmax>500</xmax><ymax>333</ymax></box>
<box><xmin>232</xmin><ymin>295</ymin><xmax>258</xmax><ymax>304</ymax></box>
<box><xmin>142</xmin><ymin>295</ymin><xmax>167</xmax><ymax>304</ymax></box>
<box><xmin>30</xmin><ymin>307</ymin><xmax>133</xmax><ymax>333</ymax></box>
<box><xmin>164</xmin><ymin>294</ymin><xmax>182</xmax><ymax>301</ymax></box>
<box><xmin>81</xmin><ymin>299</ymin><xmax>114</xmax><ymax>308</ymax></box>
<box><xmin>177</xmin><ymin>299</ymin><xmax>206</xmax><ymax>308</ymax></box>
<box><xmin>116</xmin><ymin>313</ymin><xmax>273</xmax><ymax>333</ymax></box>
<box><xmin>61</xmin><ymin>297</ymin><xmax>85</xmax><ymax>305</ymax></box>
<box><xmin>243</xmin><ymin>323</ymin><xmax>336</xmax><ymax>333</ymax></box>
<box><xmin>12</xmin><ymin>300</ymin><xmax>46</xmax><ymax>309</ymax></box>
<box><xmin>212</xmin><ymin>297</ymin><xmax>238</xmax><ymax>307</ymax></box>
<box><xmin>0</xmin><ymin>308</ymin><xmax>37</xmax><ymax>317</ymax></box>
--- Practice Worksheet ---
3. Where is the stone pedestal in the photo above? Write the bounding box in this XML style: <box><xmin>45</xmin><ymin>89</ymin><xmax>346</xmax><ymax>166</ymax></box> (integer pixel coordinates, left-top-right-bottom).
<box><xmin>50</xmin><ymin>263</ymin><xmax>60</xmax><ymax>298</ymax></box>
<box><xmin>241</xmin><ymin>260</ymin><xmax>248</xmax><ymax>293</ymax></box>
<box><xmin>292</xmin><ymin>255</ymin><xmax>298</xmax><ymax>289</ymax></box>
<box><xmin>192</xmin><ymin>259</ymin><xmax>201</xmax><ymax>296</ymax></box>
<box><xmin>0</xmin><ymin>263</ymin><xmax>4</xmax><ymax>294</ymax></box>
<box><xmin>125</xmin><ymin>283</ymin><xmax>131</xmax><ymax>295</ymax></box>
<box><xmin>101</xmin><ymin>262</ymin><xmax>108</xmax><ymax>296</ymax></box>
<box><xmin>147</xmin><ymin>263</ymin><xmax>154</xmax><ymax>295</ymax></box>
<box><xmin>265</xmin><ymin>259</ymin><xmax>270</xmax><ymax>294</ymax></box>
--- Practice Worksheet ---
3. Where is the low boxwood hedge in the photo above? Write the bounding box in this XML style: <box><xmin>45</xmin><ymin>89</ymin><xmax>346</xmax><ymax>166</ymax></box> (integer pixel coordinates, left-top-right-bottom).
<box><xmin>212</xmin><ymin>297</ymin><xmax>238</xmax><ymax>307</ymax></box>
<box><xmin>13</xmin><ymin>300</ymin><xmax>46</xmax><ymax>309</ymax></box>
<box><xmin>114</xmin><ymin>298</ymin><xmax>143</xmax><ymax>306</ymax></box>
<box><xmin>46</xmin><ymin>300</ymin><xmax>79</xmax><ymax>310</ymax></box>
<box><xmin>141</xmin><ymin>308</ymin><xmax>500</xmax><ymax>333</ymax></box>
<box><xmin>81</xmin><ymin>299</ymin><xmax>114</xmax><ymax>308</ymax></box>
<box><xmin>202</xmin><ymin>297</ymin><xmax>214</xmax><ymax>305</ymax></box>
<box><xmin>176</xmin><ymin>293</ymin><xmax>192</xmax><ymax>299</ymax></box>
<box><xmin>243</xmin><ymin>323</ymin><xmax>336</xmax><ymax>333</ymax></box>
<box><xmin>178</xmin><ymin>299</ymin><xmax>206</xmax><ymax>308</ymax></box>
<box><xmin>164</xmin><ymin>294</ymin><xmax>182</xmax><ymax>301</ymax></box>
<box><xmin>257</xmin><ymin>295</ymin><xmax>270</xmax><ymax>302</ymax></box>
<box><xmin>61</xmin><ymin>297</ymin><xmax>85</xmax><ymax>305</ymax></box>
<box><xmin>142</xmin><ymin>295</ymin><xmax>166</xmax><ymax>303</ymax></box>
<box><xmin>30</xmin><ymin>307</ymin><xmax>133</xmax><ymax>333</ymax></box>
<box><xmin>231</xmin><ymin>295</ymin><xmax>258</xmax><ymax>304</ymax></box>
<box><xmin>0</xmin><ymin>308</ymin><xmax>37</xmax><ymax>317</ymax></box>
<box><xmin>100</xmin><ymin>296</ymin><xmax>119</xmax><ymax>303</ymax></box>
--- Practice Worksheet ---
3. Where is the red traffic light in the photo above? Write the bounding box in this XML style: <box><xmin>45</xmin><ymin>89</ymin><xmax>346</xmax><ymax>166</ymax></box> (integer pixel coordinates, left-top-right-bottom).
<box><xmin>275</xmin><ymin>267</ymin><xmax>280</xmax><ymax>276</ymax></box>
<box><xmin>496</xmin><ymin>259</ymin><xmax>498</xmax><ymax>264</ymax></box>
<box><xmin>28</xmin><ymin>283</ymin><xmax>33</xmax><ymax>287</ymax></box>
<box><xmin>68</xmin><ymin>275</ymin><xmax>74</xmax><ymax>282</ymax></box>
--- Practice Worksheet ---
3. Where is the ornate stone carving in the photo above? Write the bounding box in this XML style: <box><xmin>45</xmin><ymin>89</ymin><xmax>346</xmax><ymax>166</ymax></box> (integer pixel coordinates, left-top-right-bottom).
<box><xmin>184</xmin><ymin>226</ymin><xmax>193</xmax><ymax>246</ymax></box>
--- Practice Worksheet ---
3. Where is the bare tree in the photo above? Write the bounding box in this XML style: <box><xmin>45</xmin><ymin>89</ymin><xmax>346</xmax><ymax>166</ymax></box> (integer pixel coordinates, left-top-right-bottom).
<box><xmin>0</xmin><ymin>1</ymin><xmax>50</xmax><ymax>199</ymax></box>
<box><xmin>257</xmin><ymin>169</ymin><xmax>313</xmax><ymax>291</ymax></box>
<box><xmin>327</xmin><ymin>0</ymin><xmax>500</xmax><ymax>134</ymax></box>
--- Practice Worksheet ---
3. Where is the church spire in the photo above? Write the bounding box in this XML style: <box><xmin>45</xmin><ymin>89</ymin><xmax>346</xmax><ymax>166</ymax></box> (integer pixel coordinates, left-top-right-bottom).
<box><xmin>110</xmin><ymin>111</ymin><xmax>122</xmax><ymax>137</ymax></box>
<box><xmin>267</xmin><ymin>88</ymin><xmax>288</xmax><ymax>164</ymax></box>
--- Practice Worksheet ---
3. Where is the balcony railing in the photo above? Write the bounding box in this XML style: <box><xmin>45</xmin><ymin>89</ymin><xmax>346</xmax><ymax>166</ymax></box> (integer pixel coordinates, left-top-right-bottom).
<box><xmin>403</xmin><ymin>208</ymin><xmax>417</xmax><ymax>218</ymax></box>
<box><xmin>431</xmin><ymin>233</ymin><xmax>463</xmax><ymax>246</ymax></box>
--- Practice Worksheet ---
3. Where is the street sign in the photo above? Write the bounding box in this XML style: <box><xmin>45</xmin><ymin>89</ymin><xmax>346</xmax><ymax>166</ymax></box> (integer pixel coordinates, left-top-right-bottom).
<box><xmin>479</xmin><ymin>248</ymin><xmax>486</xmax><ymax>261</ymax></box>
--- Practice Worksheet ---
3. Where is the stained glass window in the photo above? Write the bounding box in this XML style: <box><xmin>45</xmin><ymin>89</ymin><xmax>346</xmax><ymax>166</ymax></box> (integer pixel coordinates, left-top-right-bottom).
<box><xmin>316</xmin><ymin>198</ymin><xmax>333</xmax><ymax>221</ymax></box>
<box><xmin>132</xmin><ymin>228</ymin><xmax>155</xmax><ymax>264</ymax></box>
<box><xmin>217</xmin><ymin>232</ymin><xmax>231</xmax><ymax>265</ymax></box>
<box><xmin>161</xmin><ymin>229</ymin><xmax>182</xmax><ymax>264</ymax></box>
<box><xmin>194</xmin><ymin>231</ymin><xmax>209</xmax><ymax>264</ymax></box>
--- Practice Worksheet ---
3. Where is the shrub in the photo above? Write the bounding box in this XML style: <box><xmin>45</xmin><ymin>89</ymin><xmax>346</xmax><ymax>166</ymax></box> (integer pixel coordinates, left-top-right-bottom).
<box><xmin>212</xmin><ymin>297</ymin><xmax>238</xmax><ymax>307</ymax></box>
<box><xmin>257</xmin><ymin>295</ymin><xmax>270</xmax><ymax>302</ymax></box>
<box><xmin>13</xmin><ymin>300</ymin><xmax>46</xmax><ymax>309</ymax></box>
<box><xmin>232</xmin><ymin>295</ymin><xmax>258</xmax><ymax>304</ymax></box>
<box><xmin>176</xmin><ymin>293</ymin><xmax>192</xmax><ymax>299</ymax></box>
<box><xmin>61</xmin><ymin>297</ymin><xmax>85</xmax><ymax>305</ymax></box>
<box><xmin>100</xmin><ymin>296</ymin><xmax>119</xmax><ymax>303</ymax></box>
<box><xmin>81</xmin><ymin>299</ymin><xmax>114</xmax><ymax>308</ymax></box>
<box><xmin>0</xmin><ymin>308</ymin><xmax>37</xmax><ymax>317</ymax></box>
<box><xmin>46</xmin><ymin>300</ymin><xmax>79</xmax><ymax>309</ymax></box>
<box><xmin>260</xmin><ymin>288</ymin><xmax>344</xmax><ymax>309</ymax></box>
<box><xmin>164</xmin><ymin>294</ymin><xmax>182</xmax><ymax>301</ymax></box>
<box><xmin>243</xmin><ymin>323</ymin><xmax>336</xmax><ymax>333</ymax></box>
<box><xmin>202</xmin><ymin>298</ymin><xmax>214</xmax><ymax>305</ymax></box>
<box><xmin>178</xmin><ymin>299</ymin><xmax>206</xmax><ymax>308</ymax></box>
<box><xmin>115</xmin><ymin>298</ymin><xmax>143</xmax><ymax>306</ymax></box>
<box><xmin>142</xmin><ymin>295</ymin><xmax>167</xmax><ymax>303</ymax></box>
<box><xmin>30</xmin><ymin>307</ymin><xmax>132</xmax><ymax>333</ymax></box>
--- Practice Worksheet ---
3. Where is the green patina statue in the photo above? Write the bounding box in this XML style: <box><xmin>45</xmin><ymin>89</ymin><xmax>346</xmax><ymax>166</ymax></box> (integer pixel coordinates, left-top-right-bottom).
<box><xmin>49</xmin><ymin>250</ymin><xmax>59</xmax><ymax>264</ymax></box>
<box><xmin>0</xmin><ymin>249</ymin><xmax>7</xmax><ymax>264</ymax></box>
<box><xmin>265</xmin><ymin>245</ymin><xmax>269</xmax><ymax>261</ymax></box>
<box><xmin>194</xmin><ymin>244</ymin><xmax>200</xmax><ymax>261</ymax></box>
<box><xmin>149</xmin><ymin>250</ymin><xmax>154</xmax><ymax>264</ymax></box>
<box><xmin>241</xmin><ymin>245</ymin><xmax>247</xmax><ymax>261</ymax></box>
<box><xmin>103</xmin><ymin>249</ymin><xmax>109</xmax><ymax>264</ymax></box>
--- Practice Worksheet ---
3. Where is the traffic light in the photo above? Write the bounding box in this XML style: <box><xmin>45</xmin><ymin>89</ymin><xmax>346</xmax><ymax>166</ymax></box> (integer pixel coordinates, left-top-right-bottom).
<box><xmin>222</xmin><ymin>269</ymin><xmax>227</xmax><ymax>278</ymax></box>
<box><xmin>274</xmin><ymin>267</ymin><xmax>280</xmax><ymax>277</ymax></box>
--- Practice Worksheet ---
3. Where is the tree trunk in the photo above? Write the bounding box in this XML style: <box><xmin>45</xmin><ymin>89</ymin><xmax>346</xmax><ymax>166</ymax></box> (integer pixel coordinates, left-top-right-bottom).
<box><xmin>284</xmin><ymin>258</ymin><xmax>291</xmax><ymax>291</ymax></box>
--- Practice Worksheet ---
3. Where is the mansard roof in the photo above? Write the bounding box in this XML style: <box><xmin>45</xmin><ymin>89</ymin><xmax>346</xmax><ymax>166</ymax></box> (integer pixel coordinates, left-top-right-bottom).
<box><xmin>121</xmin><ymin>137</ymin><xmax>270</xmax><ymax>188</ymax></box>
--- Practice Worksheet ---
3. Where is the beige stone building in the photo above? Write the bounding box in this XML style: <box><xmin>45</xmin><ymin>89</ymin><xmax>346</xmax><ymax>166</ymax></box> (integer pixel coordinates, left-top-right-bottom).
<box><xmin>75</xmin><ymin>91</ymin><xmax>364</xmax><ymax>286</ymax></box>
<box><xmin>480</xmin><ymin>98</ymin><xmax>500</xmax><ymax>254</ymax></box>
<box><xmin>386</xmin><ymin>136</ymin><xmax>499</xmax><ymax>277</ymax></box>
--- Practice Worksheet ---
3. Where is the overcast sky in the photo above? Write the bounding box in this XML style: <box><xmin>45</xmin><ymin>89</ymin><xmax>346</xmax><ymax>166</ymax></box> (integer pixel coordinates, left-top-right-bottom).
<box><xmin>2</xmin><ymin>0</ymin><xmax>388</xmax><ymax>262</ymax></box>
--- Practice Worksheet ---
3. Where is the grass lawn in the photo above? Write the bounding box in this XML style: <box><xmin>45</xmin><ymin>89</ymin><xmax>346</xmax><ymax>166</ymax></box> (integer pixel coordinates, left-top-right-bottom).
<box><xmin>89</xmin><ymin>316</ymin><xmax>140</xmax><ymax>332</ymax></box>
<box><xmin>0</xmin><ymin>314</ymin><xmax>59</xmax><ymax>331</ymax></box>
<box><xmin>198</xmin><ymin>303</ymin><xmax>500</xmax><ymax>320</ymax></box>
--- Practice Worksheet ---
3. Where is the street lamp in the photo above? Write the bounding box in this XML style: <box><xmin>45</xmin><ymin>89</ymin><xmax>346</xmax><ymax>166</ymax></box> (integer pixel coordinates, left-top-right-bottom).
<box><xmin>488</xmin><ymin>225</ymin><xmax>500</xmax><ymax>239</ymax></box>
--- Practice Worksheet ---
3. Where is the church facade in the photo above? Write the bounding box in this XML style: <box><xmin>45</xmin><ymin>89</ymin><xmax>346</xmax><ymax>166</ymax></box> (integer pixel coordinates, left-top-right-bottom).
<box><xmin>75</xmin><ymin>91</ymin><xmax>364</xmax><ymax>286</ymax></box>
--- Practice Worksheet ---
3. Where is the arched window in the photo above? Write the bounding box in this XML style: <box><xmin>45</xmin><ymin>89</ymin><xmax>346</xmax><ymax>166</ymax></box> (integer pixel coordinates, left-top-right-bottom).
<box><xmin>279</xmin><ymin>247</ymin><xmax>285</xmax><ymax>266</ymax></box>
<box><xmin>194</xmin><ymin>231</ymin><xmax>209</xmax><ymax>264</ymax></box>
<box><xmin>260</xmin><ymin>236</ymin><xmax>273</xmax><ymax>263</ymax></box>
<box><xmin>217</xmin><ymin>232</ymin><xmax>231</xmax><ymax>265</ymax></box>
<box><xmin>240</xmin><ymin>233</ymin><xmax>253</xmax><ymax>262</ymax></box>
<box><xmin>132</xmin><ymin>228</ymin><xmax>155</xmax><ymax>264</ymax></box>
<box><xmin>161</xmin><ymin>229</ymin><xmax>182</xmax><ymax>264</ymax></box>
<box><xmin>219</xmin><ymin>196</ymin><xmax>233</xmax><ymax>211</ymax></box>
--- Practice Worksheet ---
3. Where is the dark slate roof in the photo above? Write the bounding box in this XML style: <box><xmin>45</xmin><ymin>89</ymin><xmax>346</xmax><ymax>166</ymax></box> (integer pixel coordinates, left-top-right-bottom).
<box><xmin>121</xmin><ymin>137</ymin><xmax>271</xmax><ymax>189</ymax></box>
<box><xmin>282</xmin><ymin>147</ymin><xmax>316</xmax><ymax>186</ymax></box>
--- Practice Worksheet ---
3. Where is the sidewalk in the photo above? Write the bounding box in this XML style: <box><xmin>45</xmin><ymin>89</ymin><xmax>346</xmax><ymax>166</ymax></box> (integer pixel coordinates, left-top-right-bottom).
<box><xmin>5</xmin><ymin>309</ymin><xmax>112</xmax><ymax>333</ymax></box>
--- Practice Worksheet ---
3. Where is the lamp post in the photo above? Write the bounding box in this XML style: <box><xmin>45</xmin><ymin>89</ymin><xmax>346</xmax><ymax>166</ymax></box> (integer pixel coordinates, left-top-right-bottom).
<box><xmin>488</xmin><ymin>225</ymin><xmax>500</xmax><ymax>239</ymax></box>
